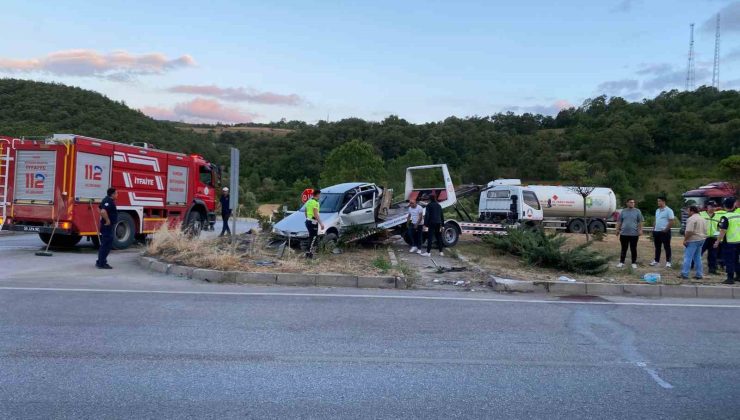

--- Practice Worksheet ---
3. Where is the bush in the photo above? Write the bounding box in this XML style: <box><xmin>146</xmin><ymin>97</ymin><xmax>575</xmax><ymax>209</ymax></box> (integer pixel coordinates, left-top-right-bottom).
<box><xmin>483</xmin><ymin>228</ymin><xmax>609</xmax><ymax>275</ymax></box>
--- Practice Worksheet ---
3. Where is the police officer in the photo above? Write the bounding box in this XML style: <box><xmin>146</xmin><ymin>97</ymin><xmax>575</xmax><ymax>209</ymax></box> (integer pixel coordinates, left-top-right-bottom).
<box><xmin>96</xmin><ymin>187</ymin><xmax>118</xmax><ymax>269</ymax></box>
<box><xmin>700</xmin><ymin>201</ymin><xmax>721</xmax><ymax>275</ymax></box>
<box><xmin>304</xmin><ymin>189</ymin><xmax>324</xmax><ymax>259</ymax></box>
<box><xmin>219</xmin><ymin>187</ymin><xmax>232</xmax><ymax>236</ymax></box>
<box><xmin>714</xmin><ymin>198</ymin><xmax>739</xmax><ymax>284</ymax></box>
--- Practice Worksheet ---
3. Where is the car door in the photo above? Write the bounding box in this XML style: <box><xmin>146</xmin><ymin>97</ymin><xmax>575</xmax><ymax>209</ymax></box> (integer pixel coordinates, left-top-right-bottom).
<box><xmin>339</xmin><ymin>190</ymin><xmax>376</xmax><ymax>228</ymax></box>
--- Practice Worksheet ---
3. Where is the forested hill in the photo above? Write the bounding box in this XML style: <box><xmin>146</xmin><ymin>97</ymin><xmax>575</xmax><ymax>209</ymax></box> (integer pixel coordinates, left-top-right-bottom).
<box><xmin>1</xmin><ymin>78</ymin><xmax>738</xmax><ymax>209</ymax></box>
<box><xmin>0</xmin><ymin>79</ymin><xmax>219</xmax><ymax>159</ymax></box>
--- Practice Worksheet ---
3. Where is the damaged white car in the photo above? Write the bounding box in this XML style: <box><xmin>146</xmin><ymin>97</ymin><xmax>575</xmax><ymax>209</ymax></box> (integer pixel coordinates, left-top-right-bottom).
<box><xmin>272</xmin><ymin>165</ymin><xmax>463</xmax><ymax>247</ymax></box>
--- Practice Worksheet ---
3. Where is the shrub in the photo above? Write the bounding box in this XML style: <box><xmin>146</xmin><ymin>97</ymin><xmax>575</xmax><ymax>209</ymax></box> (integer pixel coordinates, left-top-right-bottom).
<box><xmin>482</xmin><ymin>228</ymin><xmax>609</xmax><ymax>275</ymax></box>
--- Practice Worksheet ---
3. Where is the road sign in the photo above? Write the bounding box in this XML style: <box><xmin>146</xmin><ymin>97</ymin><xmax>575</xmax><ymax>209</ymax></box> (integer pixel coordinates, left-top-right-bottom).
<box><xmin>301</xmin><ymin>188</ymin><xmax>314</xmax><ymax>204</ymax></box>
<box><xmin>229</xmin><ymin>148</ymin><xmax>239</xmax><ymax>242</ymax></box>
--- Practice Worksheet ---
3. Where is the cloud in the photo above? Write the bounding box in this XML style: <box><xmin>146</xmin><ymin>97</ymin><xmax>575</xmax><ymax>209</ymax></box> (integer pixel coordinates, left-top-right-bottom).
<box><xmin>505</xmin><ymin>99</ymin><xmax>573</xmax><ymax>116</ymax></box>
<box><xmin>168</xmin><ymin>84</ymin><xmax>302</xmax><ymax>106</ymax></box>
<box><xmin>635</xmin><ymin>63</ymin><xmax>673</xmax><ymax>75</ymax></box>
<box><xmin>726</xmin><ymin>47</ymin><xmax>740</xmax><ymax>62</ymax></box>
<box><xmin>611</xmin><ymin>0</ymin><xmax>640</xmax><ymax>13</ymax></box>
<box><xmin>0</xmin><ymin>49</ymin><xmax>195</xmax><ymax>80</ymax></box>
<box><xmin>641</xmin><ymin>66</ymin><xmax>712</xmax><ymax>91</ymax></box>
<box><xmin>724</xmin><ymin>78</ymin><xmax>740</xmax><ymax>88</ymax></box>
<box><xmin>702</xmin><ymin>2</ymin><xmax>740</xmax><ymax>33</ymax></box>
<box><xmin>597</xmin><ymin>79</ymin><xmax>640</xmax><ymax>94</ymax></box>
<box><xmin>141</xmin><ymin>98</ymin><xmax>260</xmax><ymax>123</ymax></box>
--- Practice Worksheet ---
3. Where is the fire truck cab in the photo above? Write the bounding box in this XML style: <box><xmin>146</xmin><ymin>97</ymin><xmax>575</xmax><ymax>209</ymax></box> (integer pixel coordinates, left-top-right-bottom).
<box><xmin>0</xmin><ymin>134</ymin><xmax>219</xmax><ymax>249</ymax></box>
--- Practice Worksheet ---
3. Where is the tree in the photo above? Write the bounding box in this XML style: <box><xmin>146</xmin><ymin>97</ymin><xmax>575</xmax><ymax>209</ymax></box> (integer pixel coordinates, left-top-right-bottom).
<box><xmin>239</xmin><ymin>190</ymin><xmax>258</xmax><ymax>217</ymax></box>
<box><xmin>560</xmin><ymin>161</ymin><xmax>595</xmax><ymax>242</ymax></box>
<box><xmin>719</xmin><ymin>155</ymin><xmax>740</xmax><ymax>182</ymax></box>
<box><xmin>386</xmin><ymin>148</ymin><xmax>432</xmax><ymax>194</ymax></box>
<box><xmin>320</xmin><ymin>139</ymin><xmax>387</xmax><ymax>186</ymax></box>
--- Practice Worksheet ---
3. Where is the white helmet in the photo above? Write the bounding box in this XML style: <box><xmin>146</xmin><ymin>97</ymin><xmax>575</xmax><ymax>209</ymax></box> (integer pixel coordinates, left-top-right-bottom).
<box><xmin>222</xmin><ymin>187</ymin><xmax>229</xmax><ymax>192</ymax></box>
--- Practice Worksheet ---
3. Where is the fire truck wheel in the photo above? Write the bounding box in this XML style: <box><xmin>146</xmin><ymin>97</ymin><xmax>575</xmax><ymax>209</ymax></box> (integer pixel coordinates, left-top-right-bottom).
<box><xmin>38</xmin><ymin>233</ymin><xmax>82</xmax><ymax>247</ymax></box>
<box><xmin>112</xmin><ymin>213</ymin><xmax>136</xmax><ymax>249</ymax></box>
<box><xmin>186</xmin><ymin>212</ymin><xmax>204</xmax><ymax>236</ymax></box>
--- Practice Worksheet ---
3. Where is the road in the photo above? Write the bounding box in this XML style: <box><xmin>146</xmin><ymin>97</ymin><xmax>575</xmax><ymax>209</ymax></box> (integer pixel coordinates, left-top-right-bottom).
<box><xmin>1</xmin><ymin>232</ymin><xmax>739</xmax><ymax>419</ymax></box>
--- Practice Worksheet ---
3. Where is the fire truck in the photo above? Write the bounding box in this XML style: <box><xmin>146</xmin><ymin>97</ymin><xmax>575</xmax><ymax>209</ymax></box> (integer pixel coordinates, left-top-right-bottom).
<box><xmin>0</xmin><ymin>134</ymin><xmax>220</xmax><ymax>248</ymax></box>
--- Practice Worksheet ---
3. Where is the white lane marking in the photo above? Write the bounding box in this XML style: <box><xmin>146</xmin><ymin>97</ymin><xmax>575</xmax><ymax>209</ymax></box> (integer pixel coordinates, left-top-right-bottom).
<box><xmin>0</xmin><ymin>287</ymin><xmax>738</xmax><ymax>308</ymax></box>
<box><xmin>639</xmin><ymin>363</ymin><xmax>674</xmax><ymax>389</ymax></box>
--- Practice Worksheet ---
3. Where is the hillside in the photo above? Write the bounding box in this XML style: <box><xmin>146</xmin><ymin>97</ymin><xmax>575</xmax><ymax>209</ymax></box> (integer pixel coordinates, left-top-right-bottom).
<box><xmin>1</xmin><ymin>78</ymin><xmax>738</xmax><ymax>214</ymax></box>
<box><xmin>0</xmin><ymin>78</ymin><xmax>220</xmax><ymax>161</ymax></box>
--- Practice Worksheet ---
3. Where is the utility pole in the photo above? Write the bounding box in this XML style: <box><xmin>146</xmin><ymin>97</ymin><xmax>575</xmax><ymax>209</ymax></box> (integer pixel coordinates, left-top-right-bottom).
<box><xmin>712</xmin><ymin>14</ymin><xmax>721</xmax><ymax>90</ymax></box>
<box><xmin>685</xmin><ymin>23</ymin><xmax>695</xmax><ymax>91</ymax></box>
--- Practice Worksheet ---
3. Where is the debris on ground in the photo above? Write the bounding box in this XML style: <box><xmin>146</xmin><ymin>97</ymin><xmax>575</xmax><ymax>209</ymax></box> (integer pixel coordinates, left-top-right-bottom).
<box><xmin>429</xmin><ymin>258</ymin><xmax>467</xmax><ymax>273</ymax></box>
<box><xmin>557</xmin><ymin>276</ymin><xmax>577</xmax><ymax>282</ymax></box>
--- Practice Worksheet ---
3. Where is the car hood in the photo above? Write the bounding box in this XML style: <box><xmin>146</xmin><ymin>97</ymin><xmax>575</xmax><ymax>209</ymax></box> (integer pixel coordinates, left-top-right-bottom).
<box><xmin>273</xmin><ymin>211</ymin><xmax>339</xmax><ymax>237</ymax></box>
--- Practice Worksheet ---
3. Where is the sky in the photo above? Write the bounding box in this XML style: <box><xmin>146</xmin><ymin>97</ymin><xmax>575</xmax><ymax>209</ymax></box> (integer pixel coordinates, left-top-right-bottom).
<box><xmin>1</xmin><ymin>0</ymin><xmax>739</xmax><ymax>124</ymax></box>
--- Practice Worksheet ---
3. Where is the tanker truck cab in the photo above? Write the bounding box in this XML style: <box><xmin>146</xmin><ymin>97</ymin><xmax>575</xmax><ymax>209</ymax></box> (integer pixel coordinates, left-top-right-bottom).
<box><xmin>478</xmin><ymin>184</ymin><xmax>544</xmax><ymax>227</ymax></box>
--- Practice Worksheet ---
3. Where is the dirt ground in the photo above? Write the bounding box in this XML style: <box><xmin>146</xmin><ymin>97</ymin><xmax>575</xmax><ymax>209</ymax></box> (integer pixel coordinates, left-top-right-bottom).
<box><xmin>455</xmin><ymin>232</ymin><xmax>733</xmax><ymax>286</ymax></box>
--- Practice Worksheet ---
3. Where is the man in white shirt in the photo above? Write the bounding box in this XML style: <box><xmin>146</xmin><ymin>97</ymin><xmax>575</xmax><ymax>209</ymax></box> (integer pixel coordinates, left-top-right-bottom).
<box><xmin>407</xmin><ymin>200</ymin><xmax>424</xmax><ymax>253</ymax></box>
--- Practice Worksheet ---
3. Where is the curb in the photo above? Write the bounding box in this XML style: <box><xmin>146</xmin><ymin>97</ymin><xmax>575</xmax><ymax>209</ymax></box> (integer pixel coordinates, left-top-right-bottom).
<box><xmin>138</xmin><ymin>255</ymin><xmax>406</xmax><ymax>289</ymax></box>
<box><xmin>489</xmin><ymin>277</ymin><xmax>737</xmax><ymax>299</ymax></box>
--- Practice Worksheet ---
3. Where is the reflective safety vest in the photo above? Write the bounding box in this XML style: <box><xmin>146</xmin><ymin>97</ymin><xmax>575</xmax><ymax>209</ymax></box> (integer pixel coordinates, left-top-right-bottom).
<box><xmin>726</xmin><ymin>212</ymin><xmax>740</xmax><ymax>244</ymax></box>
<box><xmin>700</xmin><ymin>211</ymin><xmax>720</xmax><ymax>237</ymax></box>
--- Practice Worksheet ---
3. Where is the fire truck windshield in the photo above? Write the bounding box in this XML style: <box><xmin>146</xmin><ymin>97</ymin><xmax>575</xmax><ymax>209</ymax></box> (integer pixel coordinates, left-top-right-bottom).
<box><xmin>199</xmin><ymin>165</ymin><xmax>213</xmax><ymax>186</ymax></box>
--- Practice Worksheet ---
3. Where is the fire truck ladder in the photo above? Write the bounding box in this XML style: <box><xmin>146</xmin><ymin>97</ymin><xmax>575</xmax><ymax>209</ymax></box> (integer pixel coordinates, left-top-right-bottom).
<box><xmin>0</xmin><ymin>140</ymin><xmax>10</xmax><ymax>225</ymax></box>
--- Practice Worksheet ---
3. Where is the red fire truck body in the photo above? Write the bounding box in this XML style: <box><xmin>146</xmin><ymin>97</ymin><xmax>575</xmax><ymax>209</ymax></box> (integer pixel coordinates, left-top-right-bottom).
<box><xmin>0</xmin><ymin>134</ymin><xmax>218</xmax><ymax>248</ymax></box>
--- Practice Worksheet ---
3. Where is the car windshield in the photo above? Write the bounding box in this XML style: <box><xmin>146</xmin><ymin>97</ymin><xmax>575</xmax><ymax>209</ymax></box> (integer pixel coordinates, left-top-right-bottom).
<box><xmin>319</xmin><ymin>193</ymin><xmax>346</xmax><ymax>212</ymax></box>
<box><xmin>683</xmin><ymin>196</ymin><xmax>707</xmax><ymax>208</ymax></box>
<box><xmin>299</xmin><ymin>193</ymin><xmax>346</xmax><ymax>213</ymax></box>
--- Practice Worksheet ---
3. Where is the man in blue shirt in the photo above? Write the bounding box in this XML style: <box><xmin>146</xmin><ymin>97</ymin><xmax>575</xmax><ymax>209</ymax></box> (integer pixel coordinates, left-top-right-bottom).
<box><xmin>96</xmin><ymin>188</ymin><xmax>118</xmax><ymax>269</ymax></box>
<box><xmin>650</xmin><ymin>196</ymin><xmax>675</xmax><ymax>268</ymax></box>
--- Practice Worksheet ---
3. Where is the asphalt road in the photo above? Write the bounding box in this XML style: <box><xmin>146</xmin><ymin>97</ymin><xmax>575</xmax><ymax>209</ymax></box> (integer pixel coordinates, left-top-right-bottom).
<box><xmin>1</xmin><ymin>232</ymin><xmax>739</xmax><ymax>419</ymax></box>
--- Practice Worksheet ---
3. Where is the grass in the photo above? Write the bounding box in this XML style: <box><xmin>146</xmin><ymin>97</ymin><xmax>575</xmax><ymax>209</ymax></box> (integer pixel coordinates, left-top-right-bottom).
<box><xmin>371</xmin><ymin>255</ymin><xmax>392</xmax><ymax>272</ymax></box>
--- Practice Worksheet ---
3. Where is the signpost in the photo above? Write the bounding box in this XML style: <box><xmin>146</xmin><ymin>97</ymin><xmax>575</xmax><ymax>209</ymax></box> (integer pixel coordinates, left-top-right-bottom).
<box><xmin>229</xmin><ymin>148</ymin><xmax>239</xmax><ymax>244</ymax></box>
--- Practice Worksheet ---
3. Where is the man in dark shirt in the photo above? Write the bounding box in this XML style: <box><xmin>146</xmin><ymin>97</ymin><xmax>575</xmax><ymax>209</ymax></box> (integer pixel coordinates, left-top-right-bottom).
<box><xmin>96</xmin><ymin>188</ymin><xmax>118</xmax><ymax>269</ymax></box>
<box><xmin>219</xmin><ymin>187</ymin><xmax>232</xmax><ymax>236</ymax></box>
<box><xmin>420</xmin><ymin>192</ymin><xmax>445</xmax><ymax>257</ymax></box>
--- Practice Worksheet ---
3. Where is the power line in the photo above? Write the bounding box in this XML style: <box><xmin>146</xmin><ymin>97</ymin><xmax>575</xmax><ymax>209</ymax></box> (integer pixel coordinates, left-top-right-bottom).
<box><xmin>712</xmin><ymin>14</ymin><xmax>721</xmax><ymax>90</ymax></box>
<box><xmin>685</xmin><ymin>23</ymin><xmax>695</xmax><ymax>91</ymax></box>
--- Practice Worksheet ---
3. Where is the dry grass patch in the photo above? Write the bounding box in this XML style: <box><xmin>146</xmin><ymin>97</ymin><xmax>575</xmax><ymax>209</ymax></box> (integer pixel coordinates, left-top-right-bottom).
<box><xmin>146</xmin><ymin>226</ymin><xmax>402</xmax><ymax>277</ymax></box>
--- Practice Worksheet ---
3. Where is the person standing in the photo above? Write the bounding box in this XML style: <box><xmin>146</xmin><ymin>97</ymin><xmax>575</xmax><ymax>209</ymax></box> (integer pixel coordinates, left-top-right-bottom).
<box><xmin>304</xmin><ymin>190</ymin><xmax>324</xmax><ymax>259</ymax></box>
<box><xmin>700</xmin><ymin>201</ymin><xmax>721</xmax><ymax>275</ymax></box>
<box><xmin>96</xmin><ymin>188</ymin><xmax>118</xmax><ymax>269</ymax></box>
<box><xmin>420</xmin><ymin>193</ymin><xmax>444</xmax><ymax>257</ymax></box>
<box><xmin>219</xmin><ymin>187</ymin><xmax>232</xmax><ymax>237</ymax></box>
<box><xmin>714</xmin><ymin>198</ymin><xmax>739</xmax><ymax>284</ymax></box>
<box><xmin>679</xmin><ymin>206</ymin><xmax>707</xmax><ymax>280</ymax></box>
<box><xmin>406</xmin><ymin>199</ymin><xmax>424</xmax><ymax>253</ymax></box>
<box><xmin>615</xmin><ymin>199</ymin><xmax>644</xmax><ymax>269</ymax></box>
<box><xmin>649</xmin><ymin>196</ymin><xmax>675</xmax><ymax>268</ymax></box>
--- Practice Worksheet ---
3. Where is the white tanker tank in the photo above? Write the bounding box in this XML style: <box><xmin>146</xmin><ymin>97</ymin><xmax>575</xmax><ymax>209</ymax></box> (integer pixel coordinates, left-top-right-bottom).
<box><xmin>526</xmin><ymin>185</ymin><xmax>617</xmax><ymax>219</ymax></box>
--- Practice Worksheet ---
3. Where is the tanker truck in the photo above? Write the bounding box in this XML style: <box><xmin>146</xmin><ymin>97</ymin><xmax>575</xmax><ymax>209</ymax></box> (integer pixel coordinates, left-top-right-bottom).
<box><xmin>478</xmin><ymin>180</ymin><xmax>618</xmax><ymax>233</ymax></box>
